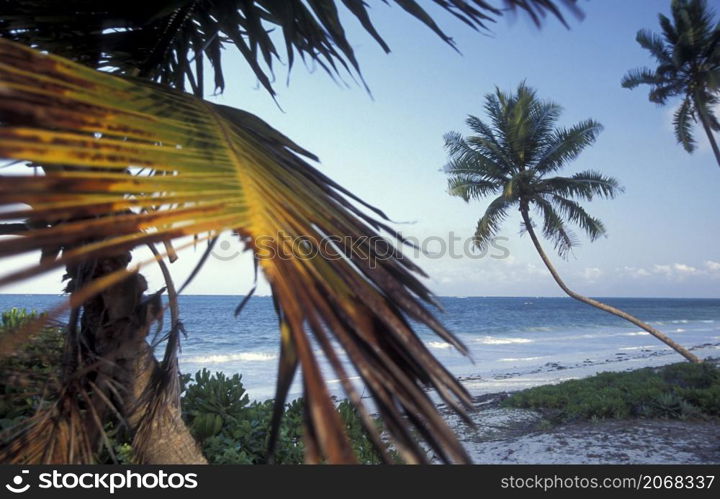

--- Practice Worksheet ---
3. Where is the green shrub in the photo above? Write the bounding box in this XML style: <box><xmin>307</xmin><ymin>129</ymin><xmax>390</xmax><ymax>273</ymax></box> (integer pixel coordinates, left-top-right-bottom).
<box><xmin>180</xmin><ymin>369</ymin><xmax>392</xmax><ymax>464</ymax></box>
<box><xmin>0</xmin><ymin>309</ymin><xmax>63</xmax><ymax>432</ymax></box>
<box><xmin>503</xmin><ymin>361</ymin><xmax>720</xmax><ymax>422</ymax></box>
<box><xmin>1</xmin><ymin>308</ymin><xmax>40</xmax><ymax>330</ymax></box>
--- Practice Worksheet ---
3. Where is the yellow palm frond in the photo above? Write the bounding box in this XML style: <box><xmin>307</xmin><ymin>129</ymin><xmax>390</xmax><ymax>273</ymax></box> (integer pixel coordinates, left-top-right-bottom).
<box><xmin>0</xmin><ymin>38</ymin><xmax>472</xmax><ymax>463</ymax></box>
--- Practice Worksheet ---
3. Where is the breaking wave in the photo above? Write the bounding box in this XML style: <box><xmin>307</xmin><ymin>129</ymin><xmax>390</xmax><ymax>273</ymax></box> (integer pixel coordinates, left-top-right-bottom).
<box><xmin>474</xmin><ymin>336</ymin><xmax>534</xmax><ymax>345</ymax></box>
<box><xmin>184</xmin><ymin>352</ymin><xmax>278</xmax><ymax>363</ymax></box>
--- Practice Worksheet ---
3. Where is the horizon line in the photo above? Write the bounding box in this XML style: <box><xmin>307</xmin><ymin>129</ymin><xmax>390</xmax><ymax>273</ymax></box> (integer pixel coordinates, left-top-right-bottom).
<box><xmin>1</xmin><ymin>293</ymin><xmax>717</xmax><ymax>300</ymax></box>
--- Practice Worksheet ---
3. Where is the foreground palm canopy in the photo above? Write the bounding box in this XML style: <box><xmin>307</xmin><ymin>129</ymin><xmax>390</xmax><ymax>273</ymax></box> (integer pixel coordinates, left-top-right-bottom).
<box><xmin>0</xmin><ymin>1</ymin><xmax>580</xmax><ymax>464</ymax></box>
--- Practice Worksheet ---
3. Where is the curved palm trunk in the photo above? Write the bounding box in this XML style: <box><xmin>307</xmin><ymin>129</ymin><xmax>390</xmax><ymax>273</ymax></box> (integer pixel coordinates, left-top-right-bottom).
<box><xmin>126</xmin><ymin>342</ymin><xmax>207</xmax><ymax>464</ymax></box>
<box><xmin>695</xmin><ymin>105</ymin><xmax>720</xmax><ymax>166</ymax></box>
<box><xmin>520</xmin><ymin>208</ymin><xmax>700</xmax><ymax>363</ymax></box>
<box><xmin>72</xmin><ymin>255</ymin><xmax>206</xmax><ymax>464</ymax></box>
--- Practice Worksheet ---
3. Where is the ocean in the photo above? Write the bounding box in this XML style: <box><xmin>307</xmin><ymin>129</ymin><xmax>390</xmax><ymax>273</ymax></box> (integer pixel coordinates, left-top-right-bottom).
<box><xmin>2</xmin><ymin>294</ymin><xmax>719</xmax><ymax>400</ymax></box>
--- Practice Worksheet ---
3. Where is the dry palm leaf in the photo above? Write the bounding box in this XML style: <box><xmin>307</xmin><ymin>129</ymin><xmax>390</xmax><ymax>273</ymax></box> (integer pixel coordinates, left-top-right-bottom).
<box><xmin>0</xmin><ymin>38</ymin><xmax>472</xmax><ymax>463</ymax></box>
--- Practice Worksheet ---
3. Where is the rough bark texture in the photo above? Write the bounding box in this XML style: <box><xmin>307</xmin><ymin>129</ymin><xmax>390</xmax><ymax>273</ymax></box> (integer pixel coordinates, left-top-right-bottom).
<box><xmin>519</xmin><ymin>208</ymin><xmax>700</xmax><ymax>363</ymax></box>
<box><xmin>126</xmin><ymin>342</ymin><xmax>207</xmax><ymax>464</ymax></box>
<box><xmin>71</xmin><ymin>253</ymin><xmax>206</xmax><ymax>464</ymax></box>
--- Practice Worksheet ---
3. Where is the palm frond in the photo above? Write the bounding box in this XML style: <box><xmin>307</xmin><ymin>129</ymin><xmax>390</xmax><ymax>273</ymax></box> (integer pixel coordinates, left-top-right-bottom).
<box><xmin>531</xmin><ymin>196</ymin><xmax>577</xmax><ymax>258</ymax></box>
<box><xmin>446</xmin><ymin>172</ymin><xmax>499</xmax><ymax>202</ymax></box>
<box><xmin>1</xmin><ymin>383</ymin><xmax>96</xmax><ymax>464</ymax></box>
<box><xmin>648</xmin><ymin>81</ymin><xmax>685</xmax><ymax>104</ymax></box>
<box><xmin>674</xmin><ymin>97</ymin><xmax>697</xmax><ymax>152</ymax></box>
<box><xmin>0</xmin><ymin>38</ymin><xmax>472</xmax><ymax>464</ymax></box>
<box><xmin>480</xmin><ymin>83</ymin><xmax>568</xmax><ymax>169</ymax></box>
<box><xmin>533</xmin><ymin>119</ymin><xmax>602</xmax><ymax>174</ymax></box>
<box><xmin>537</xmin><ymin>171</ymin><xmax>622</xmax><ymax>201</ymax></box>
<box><xmin>621</xmin><ymin>67</ymin><xmax>663</xmax><ymax>90</ymax></box>
<box><xmin>659</xmin><ymin>13</ymin><xmax>679</xmax><ymax>45</ymax></box>
<box><xmin>548</xmin><ymin>195</ymin><xmax>606</xmax><ymax>241</ymax></box>
<box><xmin>524</xmin><ymin>96</ymin><xmax>563</xmax><ymax>158</ymax></box>
<box><xmin>506</xmin><ymin>84</ymin><xmax>560</xmax><ymax>166</ymax></box>
<box><xmin>0</xmin><ymin>0</ymin><xmax>581</xmax><ymax>96</ymax></box>
<box><xmin>443</xmin><ymin>129</ymin><xmax>509</xmax><ymax>182</ymax></box>
<box><xmin>462</xmin><ymin>116</ymin><xmax>515</xmax><ymax>173</ymax></box>
<box><xmin>473</xmin><ymin>195</ymin><xmax>513</xmax><ymax>251</ymax></box>
<box><xmin>636</xmin><ymin>28</ymin><xmax>673</xmax><ymax>64</ymax></box>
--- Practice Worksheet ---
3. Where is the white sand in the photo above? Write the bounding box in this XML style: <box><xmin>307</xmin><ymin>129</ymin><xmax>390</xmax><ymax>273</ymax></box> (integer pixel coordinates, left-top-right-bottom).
<box><xmin>459</xmin><ymin>343</ymin><xmax>720</xmax><ymax>398</ymax></box>
<box><xmin>457</xmin><ymin>419</ymin><xmax>720</xmax><ymax>464</ymax></box>
<box><xmin>441</xmin><ymin>344</ymin><xmax>720</xmax><ymax>464</ymax></box>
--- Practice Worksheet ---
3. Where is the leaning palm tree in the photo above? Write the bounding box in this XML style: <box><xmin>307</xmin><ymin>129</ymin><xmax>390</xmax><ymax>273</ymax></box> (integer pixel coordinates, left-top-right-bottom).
<box><xmin>0</xmin><ymin>1</ymin><xmax>583</xmax><ymax>464</ymax></box>
<box><xmin>444</xmin><ymin>82</ymin><xmax>700</xmax><ymax>363</ymax></box>
<box><xmin>622</xmin><ymin>0</ymin><xmax>720</xmax><ymax>168</ymax></box>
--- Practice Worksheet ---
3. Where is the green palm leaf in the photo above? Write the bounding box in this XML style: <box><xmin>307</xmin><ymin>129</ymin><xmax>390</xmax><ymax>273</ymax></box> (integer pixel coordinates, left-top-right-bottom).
<box><xmin>473</xmin><ymin>195</ymin><xmax>512</xmax><ymax>251</ymax></box>
<box><xmin>0</xmin><ymin>0</ymin><xmax>581</xmax><ymax>96</ymax></box>
<box><xmin>548</xmin><ymin>195</ymin><xmax>606</xmax><ymax>241</ymax></box>
<box><xmin>537</xmin><ymin>171</ymin><xmax>623</xmax><ymax>201</ymax></box>
<box><xmin>0</xmin><ymin>38</ymin><xmax>472</xmax><ymax>464</ymax></box>
<box><xmin>636</xmin><ymin>29</ymin><xmax>673</xmax><ymax>63</ymax></box>
<box><xmin>531</xmin><ymin>196</ymin><xmax>577</xmax><ymax>257</ymax></box>
<box><xmin>674</xmin><ymin>97</ymin><xmax>698</xmax><ymax>152</ymax></box>
<box><xmin>622</xmin><ymin>0</ymin><xmax>720</xmax><ymax>166</ymax></box>
<box><xmin>533</xmin><ymin>120</ymin><xmax>603</xmax><ymax>174</ymax></box>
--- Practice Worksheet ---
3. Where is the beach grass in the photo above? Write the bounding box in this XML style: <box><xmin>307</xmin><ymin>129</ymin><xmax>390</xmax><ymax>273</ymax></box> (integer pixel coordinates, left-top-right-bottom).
<box><xmin>502</xmin><ymin>360</ymin><xmax>720</xmax><ymax>423</ymax></box>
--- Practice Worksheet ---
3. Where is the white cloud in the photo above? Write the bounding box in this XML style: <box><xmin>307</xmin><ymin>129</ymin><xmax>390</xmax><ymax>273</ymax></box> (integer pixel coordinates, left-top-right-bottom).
<box><xmin>652</xmin><ymin>264</ymin><xmax>672</xmax><ymax>276</ymax></box>
<box><xmin>581</xmin><ymin>267</ymin><xmax>602</xmax><ymax>282</ymax></box>
<box><xmin>622</xmin><ymin>266</ymin><xmax>651</xmax><ymax>279</ymax></box>
<box><xmin>621</xmin><ymin>262</ymin><xmax>709</xmax><ymax>281</ymax></box>
<box><xmin>705</xmin><ymin>260</ymin><xmax>720</xmax><ymax>272</ymax></box>
<box><xmin>672</xmin><ymin>263</ymin><xmax>698</xmax><ymax>275</ymax></box>
<box><xmin>524</xmin><ymin>263</ymin><xmax>546</xmax><ymax>276</ymax></box>
<box><xmin>651</xmin><ymin>263</ymin><xmax>697</xmax><ymax>278</ymax></box>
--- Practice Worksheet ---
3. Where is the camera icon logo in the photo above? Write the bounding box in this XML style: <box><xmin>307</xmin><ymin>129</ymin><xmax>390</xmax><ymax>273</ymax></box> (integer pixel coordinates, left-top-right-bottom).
<box><xmin>5</xmin><ymin>470</ymin><xmax>30</xmax><ymax>493</ymax></box>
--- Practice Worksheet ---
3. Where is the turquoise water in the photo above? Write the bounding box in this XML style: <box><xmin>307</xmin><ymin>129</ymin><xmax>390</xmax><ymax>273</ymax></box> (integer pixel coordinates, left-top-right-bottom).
<box><xmin>2</xmin><ymin>294</ymin><xmax>719</xmax><ymax>399</ymax></box>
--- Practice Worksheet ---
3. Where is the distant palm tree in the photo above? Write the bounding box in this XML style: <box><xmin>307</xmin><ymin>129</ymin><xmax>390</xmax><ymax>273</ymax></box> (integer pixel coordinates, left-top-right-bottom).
<box><xmin>444</xmin><ymin>83</ymin><xmax>700</xmax><ymax>363</ymax></box>
<box><xmin>622</xmin><ymin>0</ymin><xmax>720</xmax><ymax>168</ymax></box>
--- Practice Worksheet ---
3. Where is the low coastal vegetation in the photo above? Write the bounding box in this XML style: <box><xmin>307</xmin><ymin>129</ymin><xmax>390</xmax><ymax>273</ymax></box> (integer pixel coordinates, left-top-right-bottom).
<box><xmin>0</xmin><ymin>310</ymin><xmax>389</xmax><ymax>464</ymax></box>
<box><xmin>503</xmin><ymin>361</ymin><xmax>720</xmax><ymax>422</ymax></box>
<box><xmin>180</xmin><ymin>369</ymin><xmax>389</xmax><ymax>464</ymax></box>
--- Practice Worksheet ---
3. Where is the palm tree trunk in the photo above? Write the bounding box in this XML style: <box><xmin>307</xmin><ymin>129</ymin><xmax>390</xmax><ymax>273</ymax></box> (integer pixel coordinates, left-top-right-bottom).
<box><xmin>126</xmin><ymin>341</ymin><xmax>207</xmax><ymax>464</ymax></box>
<box><xmin>694</xmin><ymin>95</ymin><xmax>720</xmax><ymax>169</ymax></box>
<box><xmin>72</xmin><ymin>255</ymin><xmax>206</xmax><ymax>463</ymax></box>
<box><xmin>519</xmin><ymin>208</ymin><xmax>700</xmax><ymax>363</ymax></box>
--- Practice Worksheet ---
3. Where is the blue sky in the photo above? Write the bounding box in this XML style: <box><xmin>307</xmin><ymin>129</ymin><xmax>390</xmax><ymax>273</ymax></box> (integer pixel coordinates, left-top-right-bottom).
<box><xmin>2</xmin><ymin>0</ymin><xmax>719</xmax><ymax>297</ymax></box>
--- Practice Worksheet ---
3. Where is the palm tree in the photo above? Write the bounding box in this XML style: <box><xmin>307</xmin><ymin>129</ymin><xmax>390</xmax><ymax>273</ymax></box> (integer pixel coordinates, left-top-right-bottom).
<box><xmin>622</xmin><ymin>0</ymin><xmax>720</xmax><ymax>168</ymax></box>
<box><xmin>444</xmin><ymin>82</ymin><xmax>700</xmax><ymax>363</ymax></box>
<box><xmin>0</xmin><ymin>1</ymin><xmax>582</xmax><ymax>464</ymax></box>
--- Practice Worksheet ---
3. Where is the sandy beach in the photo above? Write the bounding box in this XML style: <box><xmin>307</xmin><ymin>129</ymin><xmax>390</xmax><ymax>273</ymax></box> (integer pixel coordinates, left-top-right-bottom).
<box><xmin>440</xmin><ymin>344</ymin><xmax>720</xmax><ymax>464</ymax></box>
